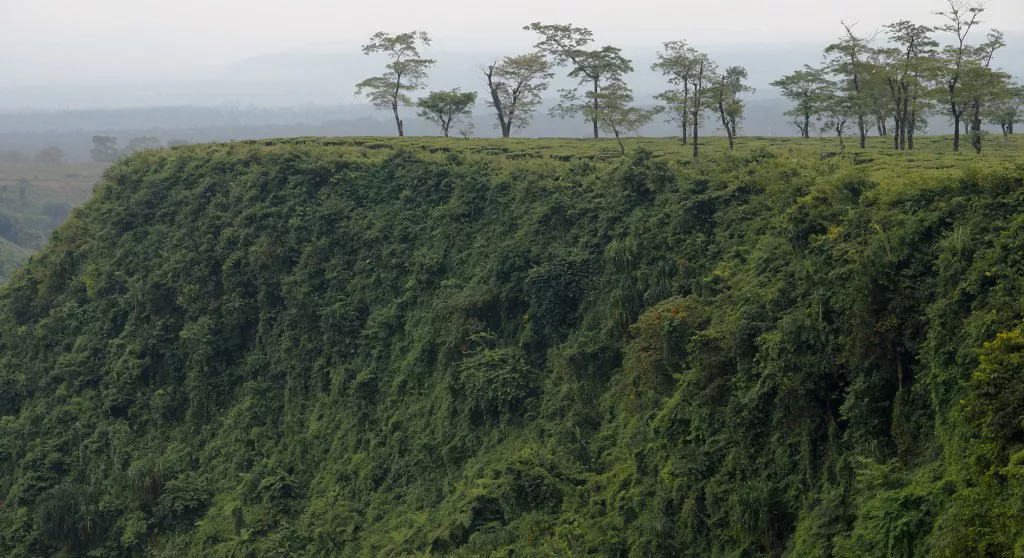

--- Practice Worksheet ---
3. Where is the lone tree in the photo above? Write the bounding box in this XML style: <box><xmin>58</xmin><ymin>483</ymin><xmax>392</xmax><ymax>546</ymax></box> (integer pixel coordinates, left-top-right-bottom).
<box><xmin>935</xmin><ymin>0</ymin><xmax>984</xmax><ymax>152</ymax></box>
<box><xmin>417</xmin><ymin>89</ymin><xmax>478</xmax><ymax>137</ymax></box>
<box><xmin>962</xmin><ymin>30</ymin><xmax>1008</xmax><ymax>153</ymax></box>
<box><xmin>711</xmin><ymin>66</ymin><xmax>753</xmax><ymax>150</ymax></box>
<box><xmin>355</xmin><ymin>31</ymin><xmax>435</xmax><ymax>137</ymax></box>
<box><xmin>651</xmin><ymin>41</ymin><xmax>700</xmax><ymax>145</ymax></box>
<box><xmin>33</xmin><ymin>146</ymin><xmax>65</xmax><ymax>165</ymax></box>
<box><xmin>824</xmin><ymin>22</ymin><xmax>875</xmax><ymax>148</ymax></box>
<box><xmin>525</xmin><ymin>23</ymin><xmax>633</xmax><ymax>139</ymax></box>
<box><xmin>484</xmin><ymin>53</ymin><xmax>554</xmax><ymax>138</ymax></box>
<box><xmin>596</xmin><ymin>83</ymin><xmax>654</xmax><ymax>153</ymax></box>
<box><xmin>652</xmin><ymin>41</ymin><xmax>716</xmax><ymax>157</ymax></box>
<box><xmin>771</xmin><ymin>66</ymin><xmax>831</xmax><ymax>138</ymax></box>
<box><xmin>90</xmin><ymin>136</ymin><xmax>119</xmax><ymax>163</ymax></box>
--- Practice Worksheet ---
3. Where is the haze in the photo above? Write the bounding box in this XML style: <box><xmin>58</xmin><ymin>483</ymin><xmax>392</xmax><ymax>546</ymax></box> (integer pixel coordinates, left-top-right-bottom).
<box><xmin>2</xmin><ymin>0</ymin><xmax>1022</xmax><ymax>93</ymax></box>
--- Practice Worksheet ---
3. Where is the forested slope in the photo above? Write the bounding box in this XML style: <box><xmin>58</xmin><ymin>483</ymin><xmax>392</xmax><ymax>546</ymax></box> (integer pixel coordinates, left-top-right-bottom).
<box><xmin>2</xmin><ymin>139</ymin><xmax>1024</xmax><ymax>556</ymax></box>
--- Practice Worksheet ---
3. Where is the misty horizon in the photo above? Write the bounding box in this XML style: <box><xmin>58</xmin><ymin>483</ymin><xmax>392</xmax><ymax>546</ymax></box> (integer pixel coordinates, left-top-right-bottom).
<box><xmin>2</xmin><ymin>0</ymin><xmax>1023</xmax><ymax>112</ymax></box>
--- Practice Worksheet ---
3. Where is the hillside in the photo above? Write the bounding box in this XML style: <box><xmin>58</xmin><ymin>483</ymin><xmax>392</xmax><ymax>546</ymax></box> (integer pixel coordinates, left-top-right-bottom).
<box><xmin>2</xmin><ymin>137</ymin><xmax>1024</xmax><ymax>556</ymax></box>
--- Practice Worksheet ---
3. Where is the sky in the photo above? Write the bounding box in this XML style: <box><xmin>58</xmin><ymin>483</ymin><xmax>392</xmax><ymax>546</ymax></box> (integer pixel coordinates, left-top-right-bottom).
<box><xmin>0</xmin><ymin>0</ymin><xmax>1022</xmax><ymax>108</ymax></box>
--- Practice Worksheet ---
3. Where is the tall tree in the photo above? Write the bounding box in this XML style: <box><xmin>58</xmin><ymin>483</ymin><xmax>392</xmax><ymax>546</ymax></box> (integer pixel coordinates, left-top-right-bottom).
<box><xmin>711</xmin><ymin>66</ymin><xmax>753</xmax><ymax>150</ymax></box>
<box><xmin>484</xmin><ymin>54</ymin><xmax>554</xmax><ymax>138</ymax></box>
<box><xmin>935</xmin><ymin>0</ymin><xmax>984</xmax><ymax>152</ymax></box>
<box><xmin>771</xmin><ymin>66</ymin><xmax>831</xmax><ymax>139</ymax></box>
<box><xmin>653</xmin><ymin>42</ymin><xmax>716</xmax><ymax>156</ymax></box>
<box><xmin>355</xmin><ymin>31</ymin><xmax>435</xmax><ymax>137</ymax></box>
<box><xmin>525</xmin><ymin>23</ymin><xmax>633</xmax><ymax>139</ymax></box>
<box><xmin>596</xmin><ymin>83</ymin><xmax>654</xmax><ymax>153</ymax></box>
<box><xmin>824</xmin><ymin>23</ymin><xmax>877</xmax><ymax>148</ymax></box>
<box><xmin>651</xmin><ymin>41</ymin><xmax>701</xmax><ymax>145</ymax></box>
<box><xmin>962</xmin><ymin>30</ymin><xmax>1007</xmax><ymax>153</ymax></box>
<box><xmin>879</xmin><ymin>20</ymin><xmax>938</xmax><ymax>151</ymax></box>
<box><xmin>416</xmin><ymin>89</ymin><xmax>478</xmax><ymax>137</ymax></box>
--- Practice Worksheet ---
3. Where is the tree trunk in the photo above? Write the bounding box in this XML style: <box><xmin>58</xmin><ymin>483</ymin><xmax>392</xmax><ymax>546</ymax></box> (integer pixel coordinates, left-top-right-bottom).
<box><xmin>719</xmin><ymin>103</ymin><xmax>734</xmax><ymax>150</ymax></box>
<box><xmin>908</xmin><ymin>107</ymin><xmax>916</xmax><ymax>151</ymax></box>
<box><xmin>858</xmin><ymin>115</ymin><xmax>866</xmax><ymax>149</ymax></box>
<box><xmin>804</xmin><ymin>114</ymin><xmax>811</xmax><ymax>139</ymax></box>
<box><xmin>615</xmin><ymin>131</ymin><xmax>625</xmax><ymax>154</ymax></box>
<box><xmin>392</xmin><ymin>102</ymin><xmax>404</xmax><ymax>137</ymax></box>
<box><xmin>485</xmin><ymin>68</ymin><xmax>511</xmax><ymax>139</ymax></box>
<box><xmin>892</xmin><ymin>111</ymin><xmax>901</xmax><ymax>151</ymax></box>
<box><xmin>692</xmin><ymin>112</ymin><xmax>700</xmax><ymax>157</ymax></box>
<box><xmin>896</xmin><ymin>352</ymin><xmax>904</xmax><ymax>391</ymax></box>
<box><xmin>592</xmin><ymin>79</ymin><xmax>600</xmax><ymax>139</ymax></box>
<box><xmin>971</xmin><ymin>105</ymin><xmax>983</xmax><ymax>154</ymax></box>
<box><xmin>1003</xmin><ymin>123</ymin><xmax>1010</xmax><ymax>143</ymax></box>
<box><xmin>951</xmin><ymin>113</ymin><xmax>960</xmax><ymax>153</ymax></box>
<box><xmin>899</xmin><ymin>91</ymin><xmax>908</xmax><ymax>151</ymax></box>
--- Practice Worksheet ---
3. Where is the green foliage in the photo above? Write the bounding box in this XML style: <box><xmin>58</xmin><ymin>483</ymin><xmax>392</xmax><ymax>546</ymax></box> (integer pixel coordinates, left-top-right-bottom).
<box><xmin>355</xmin><ymin>31</ymin><xmax>435</xmax><ymax>137</ymax></box>
<box><xmin>459</xmin><ymin>338</ymin><xmax>539</xmax><ymax>423</ymax></box>
<box><xmin>484</xmin><ymin>53</ymin><xmax>555</xmax><ymax>138</ymax></box>
<box><xmin>1</xmin><ymin>137</ymin><xmax>1024</xmax><ymax>556</ymax></box>
<box><xmin>416</xmin><ymin>89</ymin><xmax>478</xmax><ymax>137</ymax></box>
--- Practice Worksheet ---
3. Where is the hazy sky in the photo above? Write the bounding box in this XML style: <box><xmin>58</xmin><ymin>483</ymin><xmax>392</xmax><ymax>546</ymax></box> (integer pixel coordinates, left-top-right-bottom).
<box><xmin>1</xmin><ymin>0</ymin><xmax>1022</xmax><ymax>109</ymax></box>
<box><xmin>3</xmin><ymin>0</ymin><xmax>1022</xmax><ymax>67</ymax></box>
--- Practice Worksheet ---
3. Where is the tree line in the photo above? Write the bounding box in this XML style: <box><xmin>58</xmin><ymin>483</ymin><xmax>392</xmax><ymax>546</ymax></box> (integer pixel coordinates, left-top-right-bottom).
<box><xmin>770</xmin><ymin>0</ymin><xmax>1020</xmax><ymax>153</ymax></box>
<box><xmin>354</xmin><ymin>26</ymin><xmax>753</xmax><ymax>155</ymax></box>
<box><xmin>354</xmin><ymin>0</ymin><xmax>1020</xmax><ymax>155</ymax></box>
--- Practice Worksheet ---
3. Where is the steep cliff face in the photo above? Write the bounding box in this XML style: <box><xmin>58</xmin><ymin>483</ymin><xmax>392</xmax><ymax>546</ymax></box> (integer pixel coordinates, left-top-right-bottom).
<box><xmin>1</xmin><ymin>140</ymin><xmax>1023</xmax><ymax>556</ymax></box>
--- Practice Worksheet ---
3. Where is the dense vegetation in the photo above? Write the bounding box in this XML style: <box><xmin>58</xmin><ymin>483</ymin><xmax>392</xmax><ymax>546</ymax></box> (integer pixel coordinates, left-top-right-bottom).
<box><xmin>2</xmin><ymin>137</ymin><xmax>1024</xmax><ymax>556</ymax></box>
<box><xmin>0</xmin><ymin>164</ymin><xmax>102</xmax><ymax>283</ymax></box>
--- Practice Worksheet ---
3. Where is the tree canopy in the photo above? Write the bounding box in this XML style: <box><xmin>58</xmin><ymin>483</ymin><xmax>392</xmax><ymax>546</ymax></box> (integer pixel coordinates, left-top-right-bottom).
<box><xmin>355</xmin><ymin>31</ymin><xmax>436</xmax><ymax>137</ymax></box>
<box><xmin>417</xmin><ymin>89</ymin><xmax>478</xmax><ymax>137</ymax></box>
